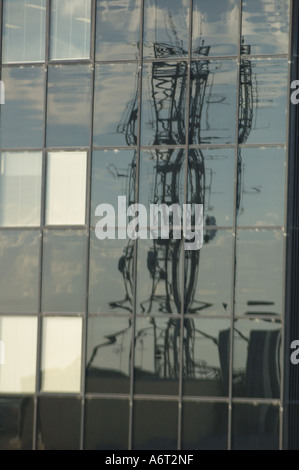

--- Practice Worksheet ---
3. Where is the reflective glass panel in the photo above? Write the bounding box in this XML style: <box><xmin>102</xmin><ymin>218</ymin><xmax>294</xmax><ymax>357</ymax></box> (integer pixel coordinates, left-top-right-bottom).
<box><xmin>41</xmin><ymin>317</ymin><xmax>82</xmax><ymax>393</ymax></box>
<box><xmin>84</xmin><ymin>399</ymin><xmax>129</xmax><ymax>450</ymax></box>
<box><xmin>0</xmin><ymin>152</ymin><xmax>42</xmax><ymax>227</ymax></box>
<box><xmin>96</xmin><ymin>0</ymin><xmax>141</xmax><ymax>60</ymax></box>
<box><xmin>182</xmin><ymin>402</ymin><xmax>228</xmax><ymax>450</ymax></box>
<box><xmin>0</xmin><ymin>397</ymin><xmax>34</xmax><ymax>450</ymax></box>
<box><xmin>0</xmin><ymin>317</ymin><xmax>37</xmax><ymax>393</ymax></box>
<box><xmin>192</xmin><ymin>0</ymin><xmax>238</xmax><ymax>57</ymax></box>
<box><xmin>45</xmin><ymin>152</ymin><xmax>87</xmax><ymax>226</ymax></box>
<box><xmin>0</xmin><ymin>231</ymin><xmax>40</xmax><ymax>313</ymax></box>
<box><xmin>50</xmin><ymin>0</ymin><xmax>91</xmax><ymax>60</ymax></box>
<box><xmin>42</xmin><ymin>230</ymin><xmax>87</xmax><ymax>313</ymax></box>
<box><xmin>46</xmin><ymin>65</ymin><xmax>92</xmax><ymax>147</ymax></box>
<box><xmin>233</xmin><ymin>319</ymin><xmax>281</xmax><ymax>399</ymax></box>
<box><xmin>232</xmin><ymin>403</ymin><xmax>279</xmax><ymax>449</ymax></box>
<box><xmin>0</xmin><ymin>66</ymin><xmax>44</xmax><ymax>149</ymax></box>
<box><xmin>2</xmin><ymin>0</ymin><xmax>46</xmax><ymax>63</ymax></box>
<box><xmin>86</xmin><ymin>317</ymin><xmax>131</xmax><ymax>394</ymax></box>
<box><xmin>93</xmin><ymin>64</ymin><xmax>139</xmax><ymax>147</ymax></box>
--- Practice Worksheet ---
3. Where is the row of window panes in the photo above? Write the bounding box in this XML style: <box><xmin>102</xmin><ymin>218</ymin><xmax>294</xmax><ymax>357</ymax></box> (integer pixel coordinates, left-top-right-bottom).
<box><xmin>2</xmin><ymin>0</ymin><xmax>290</xmax><ymax>63</ymax></box>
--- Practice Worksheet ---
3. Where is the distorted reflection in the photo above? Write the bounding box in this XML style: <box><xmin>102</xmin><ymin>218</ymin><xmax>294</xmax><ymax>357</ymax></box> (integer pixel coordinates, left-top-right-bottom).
<box><xmin>0</xmin><ymin>397</ymin><xmax>34</xmax><ymax>450</ymax></box>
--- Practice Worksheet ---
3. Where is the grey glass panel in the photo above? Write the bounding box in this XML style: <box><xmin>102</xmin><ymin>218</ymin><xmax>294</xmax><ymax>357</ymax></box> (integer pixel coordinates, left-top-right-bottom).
<box><xmin>190</xmin><ymin>60</ymin><xmax>237</xmax><ymax>145</ymax></box>
<box><xmin>0</xmin><ymin>152</ymin><xmax>42</xmax><ymax>227</ymax></box>
<box><xmin>86</xmin><ymin>317</ymin><xmax>131</xmax><ymax>394</ymax></box>
<box><xmin>235</xmin><ymin>230</ymin><xmax>284</xmax><ymax>317</ymax></box>
<box><xmin>84</xmin><ymin>399</ymin><xmax>129</xmax><ymax>450</ymax></box>
<box><xmin>143</xmin><ymin>0</ymin><xmax>189</xmax><ymax>58</ymax></box>
<box><xmin>132</xmin><ymin>401</ymin><xmax>178</xmax><ymax>450</ymax></box>
<box><xmin>183</xmin><ymin>319</ymin><xmax>230</xmax><ymax>397</ymax></box>
<box><xmin>42</xmin><ymin>230</ymin><xmax>87</xmax><ymax>313</ymax></box>
<box><xmin>192</xmin><ymin>0</ymin><xmax>238</xmax><ymax>57</ymax></box>
<box><xmin>50</xmin><ymin>0</ymin><xmax>91</xmax><ymax>60</ymax></box>
<box><xmin>96</xmin><ymin>0</ymin><xmax>141</xmax><ymax>61</ymax></box>
<box><xmin>242</xmin><ymin>0</ymin><xmax>290</xmax><ymax>55</ymax></box>
<box><xmin>38</xmin><ymin>397</ymin><xmax>81</xmax><ymax>450</ymax></box>
<box><xmin>90</xmin><ymin>150</ymin><xmax>136</xmax><ymax>228</ymax></box>
<box><xmin>93</xmin><ymin>64</ymin><xmax>139</xmax><ymax>147</ymax></box>
<box><xmin>232</xmin><ymin>404</ymin><xmax>279</xmax><ymax>450</ymax></box>
<box><xmin>233</xmin><ymin>319</ymin><xmax>281</xmax><ymax>399</ymax></box>
<box><xmin>2</xmin><ymin>0</ymin><xmax>46</xmax><ymax>63</ymax></box>
<box><xmin>47</xmin><ymin>65</ymin><xmax>92</xmax><ymax>147</ymax></box>
<box><xmin>182</xmin><ymin>402</ymin><xmax>228</xmax><ymax>450</ymax></box>
<box><xmin>237</xmin><ymin>147</ymin><xmax>285</xmax><ymax>227</ymax></box>
<box><xmin>184</xmin><ymin>230</ymin><xmax>233</xmax><ymax>316</ymax></box>
<box><xmin>0</xmin><ymin>397</ymin><xmax>34</xmax><ymax>450</ymax></box>
<box><xmin>242</xmin><ymin>59</ymin><xmax>288</xmax><ymax>144</ymax></box>
<box><xmin>134</xmin><ymin>317</ymin><xmax>180</xmax><ymax>395</ymax></box>
<box><xmin>89</xmin><ymin>232</ymin><xmax>135</xmax><ymax>314</ymax></box>
<box><xmin>0</xmin><ymin>67</ymin><xmax>44</xmax><ymax>149</ymax></box>
<box><xmin>0</xmin><ymin>231</ymin><xmax>40</xmax><ymax>313</ymax></box>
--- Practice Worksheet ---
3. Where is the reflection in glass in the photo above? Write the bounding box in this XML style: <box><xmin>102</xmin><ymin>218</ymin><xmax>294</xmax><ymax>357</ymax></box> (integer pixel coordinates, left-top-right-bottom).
<box><xmin>237</xmin><ymin>148</ymin><xmax>285</xmax><ymax>227</ymax></box>
<box><xmin>84</xmin><ymin>399</ymin><xmax>129</xmax><ymax>450</ymax></box>
<box><xmin>2</xmin><ymin>0</ymin><xmax>46</xmax><ymax>63</ymax></box>
<box><xmin>47</xmin><ymin>65</ymin><xmax>92</xmax><ymax>147</ymax></box>
<box><xmin>96</xmin><ymin>0</ymin><xmax>141</xmax><ymax>60</ymax></box>
<box><xmin>41</xmin><ymin>317</ymin><xmax>82</xmax><ymax>393</ymax></box>
<box><xmin>0</xmin><ymin>317</ymin><xmax>37</xmax><ymax>393</ymax></box>
<box><xmin>132</xmin><ymin>401</ymin><xmax>178</xmax><ymax>450</ymax></box>
<box><xmin>0</xmin><ymin>67</ymin><xmax>44</xmax><ymax>149</ymax></box>
<box><xmin>182</xmin><ymin>402</ymin><xmax>228</xmax><ymax>450</ymax></box>
<box><xmin>242</xmin><ymin>0</ymin><xmax>290</xmax><ymax>55</ymax></box>
<box><xmin>38</xmin><ymin>397</ymin><xmax>81</xmax><ymax>450</ymax></box>
<box><xmin>93</xmin><ymin>64</ymin><xmax>139</xmax><ymax>147</ymax></box>
<box><xmin>0</xmin><ymin>397</ymin><xmax>34</xmax><ymax>450</ymax></box>
<box><xmin>235</xmin><ymin>230</ymin><xmax>284</xmax><ymax>317</ymax></box>
<box><xmin>192</xmin><ymin>0</ymin><xmax>238</xmax><ymax>56</ymax></box>
<box><xmin>0</xmin><ymin>152</ymin><xmax>42</xmax><ymax>227</ymax></box>
<box><xmin>134</xmin><ymin>317</ymin><xmax>179</xmax><ymax>395</ymax></box>
<box><xmin>45</xmin><ymin>152</ymin><xmax>87</xmax><ymax>226</ymax></box>
<box><xmin>0</xmin><ymin>231</ymin><xmax>40</xmax><ymax>313</ymax></box>
<box><xmin>232</xmin><ymin>404</ymin><xmax>279</xmax><ymax>449</ymax></box>
<box><xmin>233</xmin><ymin>319</ymin><xmax>281</xmax><ymax>399</ymax></box>
<box><xmin>42</xmin><ymin>230</ymin><xmax>87</xmax><ymax>312</ymax></box>
<box><xmin>86</xmin><ymin>317</ymin><xmax>131</xmax><ymax>394</ymax></box>
<box><xmin>50</xmin><ymin>0</ymin><xmax>91</xmax><ymax>60</ymax></box>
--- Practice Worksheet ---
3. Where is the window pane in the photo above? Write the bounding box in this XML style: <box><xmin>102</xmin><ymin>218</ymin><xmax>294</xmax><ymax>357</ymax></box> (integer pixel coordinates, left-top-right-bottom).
<box><xmin>0</xmin><ymin>231</ymin><xmax>40</xmax><ymax>313</ymax></box>
<box><xmin>2</xmin><ymin>0</ymin><xmax>46</xmax><ymax>63</ymax></box>
<box><xmin>50</xmin><ymin>0</ymin><xmax>91</xmax><ymax>60</ymax></box>
<box><xmin>0</xmin><ymin>66</ymin><xmax>44</xmax><ymax>148</ymax></box>
<box><xmin>41</xmin><ymin>317</ymin><xmax>82</xmax><ymax>393</ymax></box>
<box><xmin>96</xmin><ymin>0</ymin><xmax>141</xmax><ymax>61</ymax></box>
<box><xmin>45</xmin><ymin>152</ymin><xmax>87</xmax><ymax>226</ymax></box>
<box><xmin>93</xmin><ymin>64</ymin><xmax>139</xmax><ymax>147</ymax></box>
<box><xmin>0</xmin><ymin>397</ymin><xmax>34</xmax><ymax>450</ymax></box>
<box><xmin>0</xmin><ymin>152</ymin><xmax>42</xmax><ymax>227</ymax></box>
<box><xmin>42</xmin><ymin>230</ymin><xmax>87</xmax><ymax>312</ymax></box>
<box><xmin>46</xmin><ymin>65</ymin><xmax>92</xmax><ymax>147</ymax></box>
<box><xmin>86</xmin><ymin>317</ymin><xmax>131</xmax><ymax>394</ymax></box>
<box><xmin>0</xmin><ymin>317</ymin><xmax>37</xmax><ymax>393</ymax></box>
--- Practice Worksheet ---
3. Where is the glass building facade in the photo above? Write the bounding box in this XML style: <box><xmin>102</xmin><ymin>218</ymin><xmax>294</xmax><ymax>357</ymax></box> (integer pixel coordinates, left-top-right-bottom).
<box><xmin>0</xmin><ymin>0</ymin><xmax>298</xmax><ymax>450</ymax></box>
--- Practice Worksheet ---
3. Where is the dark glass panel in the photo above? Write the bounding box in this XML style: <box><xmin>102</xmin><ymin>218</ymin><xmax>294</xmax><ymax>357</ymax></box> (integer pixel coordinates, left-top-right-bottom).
<box><xmin>0</xmin><ymin>397</ymin><xmax>34</xmax><ymax>450</ymax></box>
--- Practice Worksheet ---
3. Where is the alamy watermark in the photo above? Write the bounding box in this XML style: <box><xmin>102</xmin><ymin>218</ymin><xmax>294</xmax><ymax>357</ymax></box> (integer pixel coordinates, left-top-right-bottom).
<box><xmin>291</xmin><ymin>80</ymin><xmax>299</xmax><ymax>105</ymax></box>
<box><xmin>0</xmin><ymin>81</ymin><xmax>4</xmax><ymax>105</ymax></box>
<box><xmin>0</xmin><ymin>340</ymin><xmax>5</xmax><ymax>365</ymax></box>
<box><xmin>95</xmin><ymin>197</ymin><xmax>203</xmax><ymax>250</ymax></box>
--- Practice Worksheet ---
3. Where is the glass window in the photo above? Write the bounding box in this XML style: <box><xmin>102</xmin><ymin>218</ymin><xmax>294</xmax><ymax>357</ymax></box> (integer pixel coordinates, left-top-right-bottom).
<box><xmin>86</xmin><ymin>317</ymin><xmax>131</xmax><ymax>394</ymax></box>
<box><xmin>0</xmin><ymin>66</ymin><xmax>44</xmax><ymax>149</ymax></box>
<box><xmin>50</xmin><ymin>0</ymin><xmax>91</xmax><ymax>60</ymax></box>
<box><xmin>0</xmin><ymin>231</ymin><xmax>40</xmax><ymax>313</ymax></box>
<box><xmin>46</xmin><ymin>64</ymin><xmax>92</xmax><ymax>147</ymax></box>
<box><xmin>0</xmin><ymin>152</ymin><xmax>42</xmax><ymax>227</ymax></box>
<box><xmin>0</xmin><ymin>397</ymin><xmax>34</xmax><ymax>450</ymax></box>
<box><xmin>96</xmin><ymin>0</ymin><xmax>141</xmax><ymax>61</ymax></box>
<box><xmin>45</xmin><ymin>152</ymin><xmax>87</xmax><ymax>226</ymax></box>
<box><xmin>0</xmin><ymin>316</ymin><xmax>37</xmax><ymax>393</ymax></box>
<box><xmin>42</xmin><ymin>230</ymin><xmax>87</xmax><ymax>313</ymax></box>
<box><xmin>2</xmin><ymin>0</ymin><xmax>46</xmax><ymax>63</ymax></box>
<box><xmin>41</xmin><ymin>317</ymin><xmax>82</xmax><ymax>393</ymax></box>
